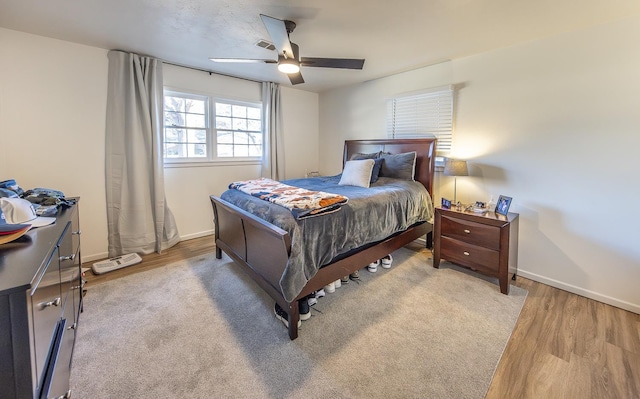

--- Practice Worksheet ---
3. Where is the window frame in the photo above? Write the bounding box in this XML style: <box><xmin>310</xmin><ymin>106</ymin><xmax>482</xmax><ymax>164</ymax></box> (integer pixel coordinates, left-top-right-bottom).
<box><xmin>163</xmin><ymin>90</ymin><xmax>210</xmax><ymax>164</ymax></box>
<box><xmin>162</xmin><ymin>88</ymin><xmax>263</xmax><ymax>167</ymax></box>
<box><xmin>212</xmin><ymin>97</ymin><xmax>264</xmax><ymax>161</ymax></box>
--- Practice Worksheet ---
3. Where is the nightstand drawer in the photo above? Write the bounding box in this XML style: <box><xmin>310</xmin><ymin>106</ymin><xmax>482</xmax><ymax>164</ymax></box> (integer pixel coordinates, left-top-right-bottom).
<box><xmin>440</xmin><ymin>215</ymin><xmax>501</xmax><ymax>250</ymax></box>
<box><xmin>440</xmin><ymin>236</ymin><xmax>500</xmax><ymax>272</ymax></box>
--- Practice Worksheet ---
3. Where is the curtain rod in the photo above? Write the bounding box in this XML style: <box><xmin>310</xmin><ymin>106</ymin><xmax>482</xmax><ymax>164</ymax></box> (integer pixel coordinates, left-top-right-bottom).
<box><xmin>162</xmin><ymin>61</ymin><xmax>263</xmax><ymax>84</ymax></box>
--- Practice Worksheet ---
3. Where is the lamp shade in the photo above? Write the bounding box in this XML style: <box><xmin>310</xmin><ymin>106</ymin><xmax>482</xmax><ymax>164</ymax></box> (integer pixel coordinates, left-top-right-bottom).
<box><xmin>443</xmin><ymin>159</ymin><xmax>469</xmax><ymax>177</ymax></box>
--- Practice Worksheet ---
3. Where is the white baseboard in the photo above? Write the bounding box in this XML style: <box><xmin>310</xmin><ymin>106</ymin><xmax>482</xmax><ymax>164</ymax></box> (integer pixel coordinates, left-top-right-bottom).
<box><xmin>517</xmin><ymin>269</ymin><xmax>640</xmax><ymax>315</ymax></box>
<box><xmin>82</xmin><ymin>230</ymin><xmax>215</xmax><ymax>263</ymax></box>
<box><xmin>179</xmin><ymin>230</ymin><xmax>214</xmax><ymax>241</ymax></box>
<box><xmin>83</xmin><ymin>252</ymin><xmax>109</xmax><ymax>263</ymax></box>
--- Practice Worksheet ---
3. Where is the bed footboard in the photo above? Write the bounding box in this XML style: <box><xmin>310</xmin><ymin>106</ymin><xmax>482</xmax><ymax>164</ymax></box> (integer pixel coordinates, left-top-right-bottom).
<box><xmin>210</xmin><ymin>196</ymin><xmax>303</xmax><ymax>338</ymax></box>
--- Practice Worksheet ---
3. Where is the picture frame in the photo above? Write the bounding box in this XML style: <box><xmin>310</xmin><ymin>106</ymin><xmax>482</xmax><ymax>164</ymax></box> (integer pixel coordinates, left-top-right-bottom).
<box><xmin>441</xmin><ymin>197</ymin><xmax>452</xmax><ymax>210</ymax></box>
<box><xmin>495</xmin><ymin>195</ymin><xmax>512</xmax><ymax>216</ymax></box>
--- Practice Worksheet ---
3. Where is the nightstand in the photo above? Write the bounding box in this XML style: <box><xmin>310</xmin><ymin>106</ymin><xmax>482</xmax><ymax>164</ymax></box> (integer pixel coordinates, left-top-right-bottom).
<box><xmin>433</xmin><ymin>207</ymin><xmax>519</xmax><ymax>294</ymax></box>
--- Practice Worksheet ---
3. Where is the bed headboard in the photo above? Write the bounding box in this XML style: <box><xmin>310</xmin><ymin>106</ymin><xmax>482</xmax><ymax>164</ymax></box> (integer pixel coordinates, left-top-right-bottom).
<box><xmin>343</xmin><ymin>138</ymin><xmax>437</xmax><ymax>198</ymax></box>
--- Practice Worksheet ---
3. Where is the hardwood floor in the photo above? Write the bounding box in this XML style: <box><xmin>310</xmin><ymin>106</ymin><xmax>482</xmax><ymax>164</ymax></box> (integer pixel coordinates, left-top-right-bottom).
<box><xmin>84</xmin><ymin>236</ymin><xmax>640</xmax><ymax>398</ymax></box>
<box><xmin>486</xmin><ymin>276</ymin><xmax>640</xmax><ymax>399</ymax></box>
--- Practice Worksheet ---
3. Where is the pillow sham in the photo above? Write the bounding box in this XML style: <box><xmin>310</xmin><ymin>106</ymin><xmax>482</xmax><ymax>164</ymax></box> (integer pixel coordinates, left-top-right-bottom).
<box><xmin>339</xmin><ymin>159</ymin><xmax>375</xmax><ymax>188</ymax></box>
<box><xmin>370</xmin><ymin>157</ymin><xmax>384</xmax><ymax>183</ymax></box>
<box><xmin>379</xmin><ymin>151</ymin><xmax>417</xmax><ymax>181</ymax></box>
<box><xmin>350</xmin><ymin>151</ymin><xmax>381</xmax><ymax>161</ymax></box>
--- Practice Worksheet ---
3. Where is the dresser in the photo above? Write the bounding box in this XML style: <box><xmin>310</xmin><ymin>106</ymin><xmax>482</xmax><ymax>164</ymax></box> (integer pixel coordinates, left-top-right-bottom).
<box><xmin>0</xmin><ymin>201</ymin><xmax>82</xmax><ymax>399</ymax></box>
<box><xmin>433</xmin><ymin>207</ymin><xmax>518</xmax><ymax>294</ymax></box>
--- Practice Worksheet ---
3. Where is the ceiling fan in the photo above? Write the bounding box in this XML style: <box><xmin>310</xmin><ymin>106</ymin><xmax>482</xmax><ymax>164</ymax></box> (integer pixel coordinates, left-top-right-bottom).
<box><xmin>210</xmin><ymin>14</ymin><xmax>365</xmax><ymax>85</ymax></box>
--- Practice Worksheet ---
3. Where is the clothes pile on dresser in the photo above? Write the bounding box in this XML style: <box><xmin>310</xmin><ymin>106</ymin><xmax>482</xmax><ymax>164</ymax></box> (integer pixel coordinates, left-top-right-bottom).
<box><xmin>0</xmin><ymin>178</ymin><xmax>76</xmax><ymax>245</ymax></box>
<box><xmin>1</xmin><ymin>179</ymin><xmax>76</xmax><ymax>214</ymax></box>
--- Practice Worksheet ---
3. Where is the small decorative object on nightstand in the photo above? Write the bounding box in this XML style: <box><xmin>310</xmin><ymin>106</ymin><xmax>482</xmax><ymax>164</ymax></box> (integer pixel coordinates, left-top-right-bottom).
<box><xmin>441</xmin><ymin>197</ymin><xmax>452</xmax><ymax>210</ymax></box>
<box><xmin>433</xmin><ymin>206</ymin><xmax>519</xmax><ymax>294</ymax></box>
<box><xmin>495</xmin><ymin>195</ymin><xmax>512</xmax><ymax>216</ymax></box>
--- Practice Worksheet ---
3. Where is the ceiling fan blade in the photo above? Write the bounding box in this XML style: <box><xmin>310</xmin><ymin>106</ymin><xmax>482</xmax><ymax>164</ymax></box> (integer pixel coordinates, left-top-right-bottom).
<box><xmin>301</xmin><ymin>57</ymin><xmax>365</xmax><ymax>69</ymax></box>
<box><xmin>260</xmin><ymin>14</ymin><xmax>295</xmax><ymax>59</ymax></box>
<box><xmin>209</xmin><ymin>58</ymin><xmax>277</xmax><ymax>64</ymax></box>
<box><xmin>288</xmin><ymin>71</ymin><xmax>305</xmax><ymax>85</ymax></box>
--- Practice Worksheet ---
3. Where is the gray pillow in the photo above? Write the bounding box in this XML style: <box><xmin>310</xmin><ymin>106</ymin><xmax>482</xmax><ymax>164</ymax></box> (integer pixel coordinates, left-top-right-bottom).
<box><xmin>370</xmin><ymin>158</ymin><xmax>384</xmax><ymax>183</ymax></box>
<box><xmin>350</xmin><ymin>151</ymin><xmax>381</xmax><ymax>160</ymax></box>
<box><xmin>379</xmin><ymin>151</ymin><xmax>417</xmax><ymax>181</ymax></box>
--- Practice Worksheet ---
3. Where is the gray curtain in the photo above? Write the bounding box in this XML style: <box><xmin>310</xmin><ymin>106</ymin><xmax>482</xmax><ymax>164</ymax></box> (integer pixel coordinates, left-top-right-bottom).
<box><xmin>105</xmin><ymin>50</ymin><xmax>180</xmax><ymax>257</ymax></box>
<box><xmin>261</xmin><ymin>81</ymin><xmax>285</xmax><ymax>179</ymax></box>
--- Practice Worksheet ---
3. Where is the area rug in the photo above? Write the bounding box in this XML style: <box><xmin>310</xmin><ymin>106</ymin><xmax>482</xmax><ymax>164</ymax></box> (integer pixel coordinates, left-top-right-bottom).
<box><xmin>70</xmin><ymin>247</ymin><xmax>527</xmax><ymax>398</ymax></box>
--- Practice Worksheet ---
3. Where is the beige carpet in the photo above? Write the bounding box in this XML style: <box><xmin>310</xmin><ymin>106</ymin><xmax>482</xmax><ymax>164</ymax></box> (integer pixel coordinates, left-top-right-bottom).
<box><xmin>70</xmin><ymin>246</ymin><xmax>527</xmax><ymax>398</ymax></box>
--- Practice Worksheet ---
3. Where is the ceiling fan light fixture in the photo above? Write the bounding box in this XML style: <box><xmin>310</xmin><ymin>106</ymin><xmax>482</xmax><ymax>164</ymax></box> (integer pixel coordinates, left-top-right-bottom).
<box><xmin>278</xmin><ymin>58</ymin><xmax>300</xmax><ymax>74</ymax></box>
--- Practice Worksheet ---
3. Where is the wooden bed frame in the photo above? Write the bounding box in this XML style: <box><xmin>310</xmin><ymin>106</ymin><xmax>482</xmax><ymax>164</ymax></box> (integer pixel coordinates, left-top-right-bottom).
<box><xmin>210</xmin><ymin>138</ymin><xmax>437</xmax><ymax>339</ymax></box>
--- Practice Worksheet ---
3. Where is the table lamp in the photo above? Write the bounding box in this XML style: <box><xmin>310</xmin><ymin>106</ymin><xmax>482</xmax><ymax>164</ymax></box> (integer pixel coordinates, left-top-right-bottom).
<box><xmin>443</xmin><ymin>159</ymin><xmax>468</xmax><ymax>204</ymax></box>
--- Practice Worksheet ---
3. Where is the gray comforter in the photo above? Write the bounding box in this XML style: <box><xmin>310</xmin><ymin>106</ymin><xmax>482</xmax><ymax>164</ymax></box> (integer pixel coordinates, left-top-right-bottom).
<box><xmin>220</xmin><ymin>175</ymin><xmax>434</xmax><ymax>302</ymax></box>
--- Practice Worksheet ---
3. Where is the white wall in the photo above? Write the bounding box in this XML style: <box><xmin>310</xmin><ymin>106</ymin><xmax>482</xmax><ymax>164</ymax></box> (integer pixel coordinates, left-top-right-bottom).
<box><xmin>280</xmin><ymin>86</ymin><xmax>319</xmax><ymax>179</ymax></box>
<box><xmin>1</xmin><ymin>28</ymin><xmax>109</xmax><ymax>261</ymax></box>
<box><xmin>1</xmin><ymin>28</ymin><xmax>319</xmax><ymax>261</ymax></box>
<box><xmin>319</xmin><ymin>16</ymin><xmax>640</xmax><ymax>313</ymax></box>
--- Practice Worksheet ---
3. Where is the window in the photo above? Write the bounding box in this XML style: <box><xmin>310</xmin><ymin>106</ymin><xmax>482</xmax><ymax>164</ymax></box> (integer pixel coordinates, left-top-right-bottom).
<box><xmin>163</xmin><ymin>90</ymin><xmax>262</xmax><ymax>164</ymax></box>
<box><xmin>214</xmin><ymin>101</ymin><xmax>262</xmax><ymax>158</ymax></box>
<box><xmin>386</xmin><ymin>85</ymin><xmax>454</xmax><ymax>153</ymax></box>
<box><xmin>164</xmin><ymin>92</ymin><xmax>208</xmax><ymax>159</ymax></box>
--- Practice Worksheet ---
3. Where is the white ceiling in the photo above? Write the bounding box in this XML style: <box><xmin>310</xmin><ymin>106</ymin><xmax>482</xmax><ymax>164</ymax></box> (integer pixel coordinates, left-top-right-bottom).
<box><xmin>2</xmin><ymin>0</ymin><xmax>640</xmax><ymax>93</ymax></box>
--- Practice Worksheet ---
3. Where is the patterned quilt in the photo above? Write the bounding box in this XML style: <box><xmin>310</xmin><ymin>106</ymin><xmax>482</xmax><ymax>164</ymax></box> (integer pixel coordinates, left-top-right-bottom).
<box><xmin>229</xmin><ymin>177</ymin><xmax>348</xmax><ymax>219</ymax></box>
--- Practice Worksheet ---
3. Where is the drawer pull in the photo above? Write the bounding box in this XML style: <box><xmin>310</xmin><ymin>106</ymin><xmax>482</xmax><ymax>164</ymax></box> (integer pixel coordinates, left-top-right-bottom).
<box><xmin>72</xmin><ymin>230</ymin><xmax>82</xmax><ymax>235</ymax></box>
<box><xmin>464</xmin><ymin>229</ymin><xmax>471</xmax><ymax>234</ymax></box>
<box><xmin>38</xmin><ymin>297</ymin><xmax>61</xmax><ymax>310</ymax></box>
<box><xmin>60</xmin><ymin>253</ymin><xmax>76</xmax><ymax>262</ymax></box>
<box><xmin>67</xmin><ymin>323</ymin><xmax>77</xmax><ymax>330</ymax></box>
<box><xmin>463</xmin><ymin>251</ymin><xmax>470</xmax><ymax>256</ymax></box>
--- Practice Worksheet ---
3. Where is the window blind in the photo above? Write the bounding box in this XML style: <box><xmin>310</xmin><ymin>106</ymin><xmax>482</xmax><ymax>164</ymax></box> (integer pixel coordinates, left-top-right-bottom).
<box><xmin>386</xmin><ymin>85</ymin><xmax>453</xmax><ymax>152</ymax></box>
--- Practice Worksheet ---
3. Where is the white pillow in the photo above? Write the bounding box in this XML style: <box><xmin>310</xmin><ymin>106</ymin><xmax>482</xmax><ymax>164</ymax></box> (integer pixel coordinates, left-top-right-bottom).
<box><xmin>339</xmin><ymin>159</ymin><xmax>375</xmax><ymax>188</ymax></box>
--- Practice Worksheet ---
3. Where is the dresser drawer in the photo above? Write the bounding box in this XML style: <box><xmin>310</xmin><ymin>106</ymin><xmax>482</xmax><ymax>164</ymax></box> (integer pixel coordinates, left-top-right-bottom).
<box><xmin>440</xmin><ymin>215</ymin><xmax>501</xmax><ymax>250</ymax></box>
<box><xmin>440</xmin><ymin>236</ymin><xmax>500</xmax><ymax>272</ymax></box>
<box><xmin>31</xmin><ymin>250</ymin><xmax>62</xmax><ymax>388</ymax></box>
<box><xmin>40</xmin><ymin>319</ymin><xmax>73</xmax><ymax>399</ymax></box>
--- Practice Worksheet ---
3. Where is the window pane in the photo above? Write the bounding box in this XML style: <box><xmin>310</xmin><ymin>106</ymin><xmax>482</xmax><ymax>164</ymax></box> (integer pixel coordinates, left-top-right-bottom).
<box><xmin>248</xmin><ymin>144</ymin><xmax>261</xmax><ymax>157</ymax></box>
<box><xmin>234</xmin><ymin>145</ymin><xmax>249</xmax><ymax>157</ymax></box>
<box><xmin>165</xmin><ymin>143</ymin><xmax>186</xmax><ymax>158</ymax></box>
<box><xmin>247</xmin><ymin>132</ymin><xmax>262</xmax><ymax>145</ymax></box>
<box><xmin>217</xmin><ymin>131</ymin><xmax>233</xmax><ymax>143</ymax></box>
<box><xmin>165</xmin><ymin>128</ymin><xmax>184</xmax><ymax>143</ymax></box>
<box><xmin>247</xmin><ymin>107</ymin><xmax>261</xmax><ymax>119</ymax></box>
<box><xmin>247</xmin><ymin>119</ymin><xmax>261</xmax><ymax>132</ymax></box>
<box><xmin>232</xmin><ymin>105</ymin><xmax>246</xmax><ymax>118</ymax></box>
<box><xmin>234</xmin><ymin>132</ymin><xmax>249</xmax><ymax>144</ymax></box>
<box><xmin>186</xmin><ymin>113</ymin><xmax>206</xmax><ymax>128</ymax></box>
<box><xmin>218</xmin><ymin>144</ymin><xmax>233</xmax><ymax>157</ymax></box>
<box><xmin>216</xmin><ymin>117</ymin><xmax>232</xmax><ymax>129</ymax></box>
<box><xmin>185</xmin><ymin>99</ymin><xmax>205</xmax><ymax>114</ymax></box>
<box><xmin>165</xmin><ymin>97</ymin><xmax>184</xmax><ymax>112</ymax></box>
<box><xmin>233</xmin><ymin>119</ymin><xmax>247</xmax><ymax>131</ymax></box>
<box><xmin>188</xmin><ymin>129</ymin><xmax>206</xmax><ymax>143</ymax></box>
<box><xmin>216</xmin><ymin>103</ymin><xmax>231</xmax><ymax>116</ymax></box>
<box><xmin>165</xmin><ymin>111</ymin><xmax>184</xmax><ymax>127</ymax></box>
<box><xmin>188</xmin><ymin>143</ymin><xmax>207</xmax><ymax>158</ymax></box>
